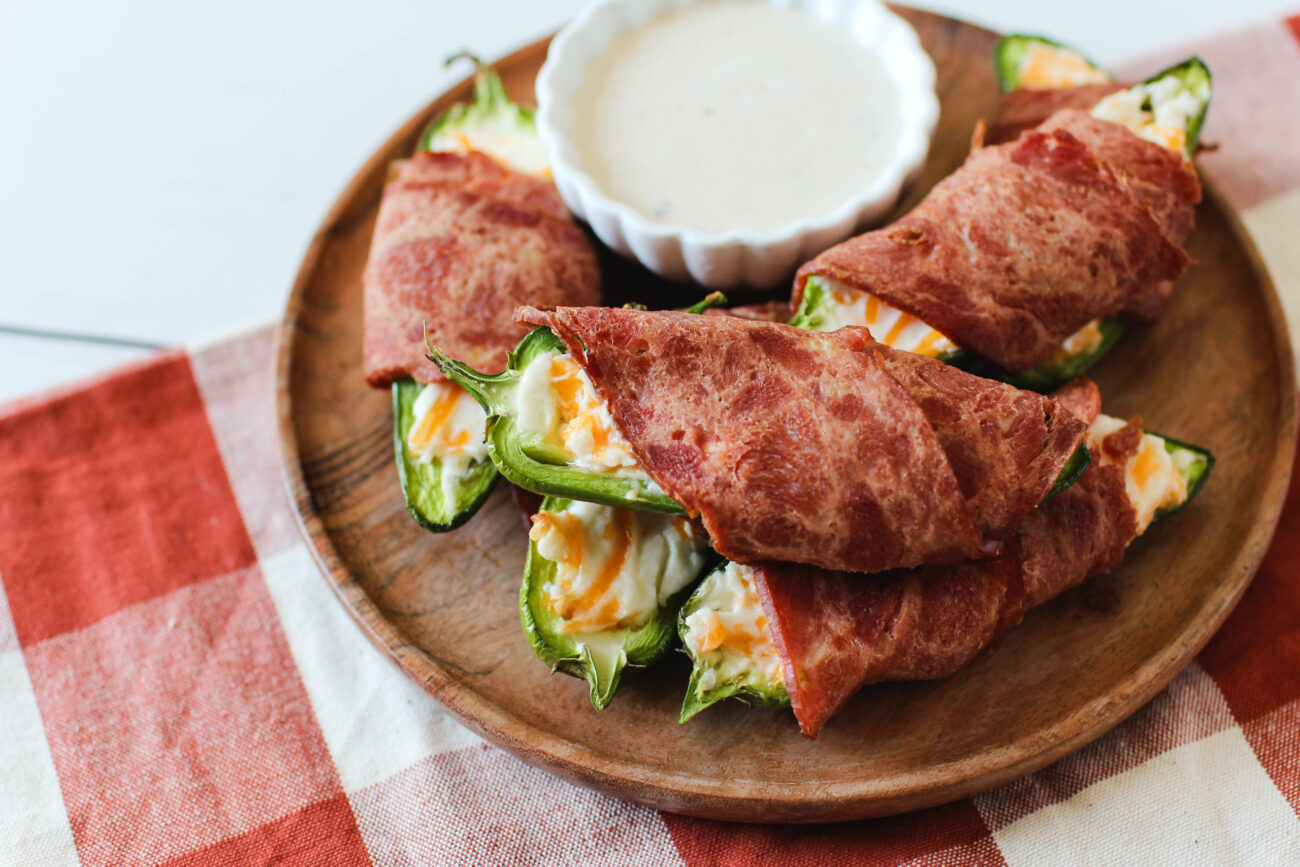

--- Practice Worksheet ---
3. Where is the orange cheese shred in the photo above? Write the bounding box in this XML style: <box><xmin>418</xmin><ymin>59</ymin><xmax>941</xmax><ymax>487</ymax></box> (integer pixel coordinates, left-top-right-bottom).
<box><xmin>408</xmin><ymin>387</ymin><xmax>460</xmax><ymax>451</ymax></box>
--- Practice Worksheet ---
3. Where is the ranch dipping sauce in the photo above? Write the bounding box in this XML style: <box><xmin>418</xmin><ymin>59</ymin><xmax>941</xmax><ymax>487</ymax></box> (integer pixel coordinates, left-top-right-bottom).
<box><xmin>566</xmin><ymin>0</ymin><xmax>903</xmax><ymax>235</ymax></box>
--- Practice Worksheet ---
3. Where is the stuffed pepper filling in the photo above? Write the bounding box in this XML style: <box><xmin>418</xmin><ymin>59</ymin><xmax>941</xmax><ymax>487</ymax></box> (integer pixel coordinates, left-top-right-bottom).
<box><xmin>1086</xmin><ymin>414</ymin><xmax>1196</xmax><ymax>533</ymax></box>
<box><xmin>530</xmin><ymin>500</ymin><xmax>706</xmax><ymax>634</ymax></box>
<box><xmin>1014</xmin><ymin>41</ymin><xmax>1112</xmax><ymax>89</ymax></box>
<box><xmin>803</xmin><ymin>276</ymin><xmax>1109</xmax><ymax>366</ymax></box>
<box><xmin>405</xmin><ymin>381</ymin><xmax>491</xmax><ymax>500</ymax></box>
<box><xmin>514</xmin><ymin>350</ymin><xmax>655</xmax><ymax>480</ymax></box>
<box><xmin>421</xmin><ymin>54</ymin><xmax>550</xmax><ymax>176</ymax></box>
<box><xmin>1091</xmin><ymin>72</ymin><xmax>1204</xmax><ymax>157</ymax></box>
<box><xmin>425</xmin><ymin>116</ymin><xmax>548</xmax><ymax>177</ymax></box>
<box><xmin>1046</xmin><ymin>320</ymin><xmax>1106</xmax><ymax>364</ymax></box>
<box><xmin>805</xmin><ymin>278</ymin><xmax>958</xmax><ymax>357</ymax></box>
<box><xmin>681</xmin><ymin>562</ymin><xmax>785</xmax><ymax>696</ymax></box>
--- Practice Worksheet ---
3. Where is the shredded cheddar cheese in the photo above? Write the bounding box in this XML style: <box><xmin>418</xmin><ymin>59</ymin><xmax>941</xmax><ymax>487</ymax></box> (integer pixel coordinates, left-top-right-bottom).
<box><xmin>824</xmin><ymin>281</ymin><xmax>958</xmax><ymax>357</ymax></box>
<box><xmin>1086</xmin><ymin>414</ymin><xmax>1189</xmax><ymax>534</ymax></box>
<box><xmin>406</xmin><ymin>381</ymin><xmax>489</xmax><ymax>499</ymax></box>
<box><xmin>531</xmin><ymin>501</ymin><xmax>705</xmax><ymax>634</ymax></box>
<box><xmin>682</xmin><ymin>562</ymin><xmax>785</xmax><ymax>692</ymax></box>
<box><xmin>1017</xmin><ymin>43</ymin><xmax>1110</xmax><ymax>89</ymax></box>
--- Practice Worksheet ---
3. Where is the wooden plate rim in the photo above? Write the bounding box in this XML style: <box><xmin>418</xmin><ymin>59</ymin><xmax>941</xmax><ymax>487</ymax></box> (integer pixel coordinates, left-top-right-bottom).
<box><xmin>274</xmin><ymin>29</ymin><xmax>1298</xmax><ymax>822</ymax></box>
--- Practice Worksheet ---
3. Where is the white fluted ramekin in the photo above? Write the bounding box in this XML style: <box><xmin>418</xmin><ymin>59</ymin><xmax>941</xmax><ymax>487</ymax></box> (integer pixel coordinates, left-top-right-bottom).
<box><xmin>535</xmin><ymin>0</ymin><xmax>939</xmax><ymax>288</ymax></box>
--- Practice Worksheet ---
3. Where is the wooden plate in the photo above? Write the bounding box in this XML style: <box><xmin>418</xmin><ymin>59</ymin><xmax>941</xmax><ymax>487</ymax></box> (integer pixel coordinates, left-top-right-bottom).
<box><xmin>276</xmin><ymin>9</ymin><xmax>1296</xmax><ymax>823</ymax></box>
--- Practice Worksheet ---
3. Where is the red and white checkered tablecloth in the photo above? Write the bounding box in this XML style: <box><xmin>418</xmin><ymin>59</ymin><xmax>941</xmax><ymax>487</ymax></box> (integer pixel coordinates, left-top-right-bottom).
<box><xmin>3</xmin><ymin>15</ymin><xmax>1300</xmax><ymax>866</ymax></box>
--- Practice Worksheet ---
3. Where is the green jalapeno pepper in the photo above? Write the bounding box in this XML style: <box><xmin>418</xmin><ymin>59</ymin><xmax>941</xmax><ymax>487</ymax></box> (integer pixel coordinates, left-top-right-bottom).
<box><xmin>1092</xmin><ymin>57</ymin><xmax>1211</xmax><ymax>159</ymax></box>
<box><xmin>391</xmin><ymin>55</ymin><xmax>549</xmax><ymax>532</ymax></box>
<box><xmin>1164</xmin><ymin>58</ymin><xmax>1212</xmax><ymax>158</ymax></box>
<box><xmin>429</xmin><ymin>326</ymin><xmax>685</xmax><ymax>514</ymax></box>
<box><xmin>1049</xmin><ymin>444</ymin><xmax>1092</xmax><ymax>499</ymax></box>
<box><xmin>521</xmin><ymin>496</ymin><xmax>714</xmax><ymax>710</ymax></box>
<box><xmin>392</xmin><ymin>380</ymin><xmax>498</xmax><ymax>532</ymax></box>
<box><xmin>426</xmin><ymin>297</ymin><xmax>727</xmax><ymax>515</ymax></box>
<box><xmin>418</xmin><ymin>51</ymin><xmax>545</xmax><ymax>166</ymax></box>
<box><xmin>1153</xmin><ymin>433</ymin><xmax>1214</xmax><ymax>522</ymax></box>
<box><xmin>950</xmin><ymin>321</ymin><xmax>1130</xmax><ymax>393</ymax></box>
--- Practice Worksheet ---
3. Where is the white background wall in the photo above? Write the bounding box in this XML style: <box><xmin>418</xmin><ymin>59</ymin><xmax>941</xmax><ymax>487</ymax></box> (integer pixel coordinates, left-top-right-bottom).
<box><xmin>2</xmin><ymin>0</ymin><xmax>1295</xmax><ymax>400</ymax></box>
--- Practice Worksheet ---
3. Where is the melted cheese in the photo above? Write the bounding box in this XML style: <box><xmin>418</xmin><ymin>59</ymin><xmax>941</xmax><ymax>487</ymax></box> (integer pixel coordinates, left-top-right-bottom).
<box><xmin>1045</xmin><ymin>319</ymin><xmax>1106</xmax><ymax>366</ymax></box>
<box><xmin>407</xmin><ymin>382</ymin><xmax>490</xmax><ymax>500</ymax></box>
<box><xmin>817</xmin><ymin>279</ymin><xmax>957</xmax><ymax>357</ymax></box>
<box><xmin>816</xmin><ymin>278</ymin><xmax>1106</xmax><ymax>367</ymax></box>
<box><xmin>1092</xmin><ymin>74</ymin><xmax>1202</xmax><ymax>157</ymax></box>
<box><xmin>426</xmin><ymin>121</ymin><xmax>549</xmax><ymax>177</ymax></box>
<box><xmin>1087</xmin><ymin>414</ymin><xmax>1189</xmax><ymax>534</ymax></box>
<box><xmin>531</xmin><ymin>500</ymin><xmax>706</xmax><ymax>633</ymax></box>
<box><xmin>1016</xmin><ymin>43</ymin><xmax>1110</xmax><ymax>89</ymax></box>
<box><xmin>682</xmin><ymin>562</ymin><xmax>784</xmax><ymax>693</ymax></box>
<box><xmin>514</xmin><ymin>351</ymin><xmax>652</xmax><ymax>479</ymax></box>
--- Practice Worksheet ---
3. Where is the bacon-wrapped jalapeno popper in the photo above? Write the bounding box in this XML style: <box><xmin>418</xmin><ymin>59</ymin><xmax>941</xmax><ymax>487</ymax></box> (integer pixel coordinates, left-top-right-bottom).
<box><xmin>432</xmin><ymin>306</ymin><xmax>1089</xmax><ymax>575</ymax></box>
<box><xmin>364</xmin><ymin>57</ymin><xmax>601</xmax><ymax>532</ymax></box>
<box><xmin>678</xmin><ymin>378</ymin><xmax>1213</xmax><ymax>735</ymax></box>
<box><xmin>792</xmin><ymin>57</ymin><xmax>1210</xmax><ymax>389</ymax></box>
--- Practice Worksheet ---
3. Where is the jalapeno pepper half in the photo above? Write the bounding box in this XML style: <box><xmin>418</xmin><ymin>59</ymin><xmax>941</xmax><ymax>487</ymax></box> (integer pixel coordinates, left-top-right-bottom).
<box><xmin>392</xmin><ymin>55</ymin><xmax>550</xmax><ymax>532</ymax></box>
<box><xmin>521</xmin><ymin>496</ymin><xmax>714</xmax><ymax>710</ymax></box>
<box><xmin>678</xmin><ymin>561</ymin><xmax>791</xmax><ymax>723</ymax></box>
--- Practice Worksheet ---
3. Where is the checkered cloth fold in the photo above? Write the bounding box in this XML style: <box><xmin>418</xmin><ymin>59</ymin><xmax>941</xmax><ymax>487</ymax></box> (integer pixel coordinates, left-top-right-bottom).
<box><xmin>3</xmin><ymin>15</ymin><xmax>1300</xmax><ymax>866</ymax></box>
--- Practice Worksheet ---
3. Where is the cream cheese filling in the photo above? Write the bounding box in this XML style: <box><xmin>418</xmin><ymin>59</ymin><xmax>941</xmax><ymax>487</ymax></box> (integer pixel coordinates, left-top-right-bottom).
<box><xmin>531</xmin><ymin>500</ymin><xmax>705</xmax><ymax>634</ymax></box>
<box><xmin>1087</xmin><ymin>413</ymin><xmax>1189</xmax><ymax>535</ymax></box>
<box><xmin>1016</xmin><ymin>43</ymin><xmax>1111</xmax><ymax>89</ymax></box>
<box><xmin>815</xmin><ymin>278</ymin><xmax>957</xmax><ymax>357</ymax></box>
<box><xmin>426</xmin><ymin>119</ymin><xmax>550</xmax><ymax>177</ymax></box>
<box><xmin>682</xmin><ymin>562</ymin><xmax>785</xmax><ymax>694</ymax></box>
<box><xmin>407</xmin><ymin>381</ymin><xmax>490</xmax><ymax>500</ymax></box>
<box><xmin>514</xmin><ymin>351</ymin><xmax>653</xmax><ymax>480</ymax></box>
<box><xmin>1092</xmin><ymin>74</ymin><xmax>1202</xmax><ymax>156</ymax></box>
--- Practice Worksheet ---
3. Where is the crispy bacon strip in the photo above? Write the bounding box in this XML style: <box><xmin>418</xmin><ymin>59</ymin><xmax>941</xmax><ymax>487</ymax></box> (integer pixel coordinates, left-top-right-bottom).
<box><xmin>753</xmin><ymin>378</ymin><xmax>1141</xmax><ymax>738</ymax></box>
<box><xmin>363</xmin><ymin>151</ymin><xmax>601</xmax><ymax>387</ymax></box>
<box><xmin>703</xmin><ymin>300</ymin><xmax>792</xmax><ymax>324</ymax></box>
<box><xmin>516</xmin><ymin>306</ymin><xmax>1085</xmax><ymax>575</ymax></box>
<box><xmin>987</xmin><ymin>82</ymin><xmax>1126</xmax><ymax>144</ymax></box>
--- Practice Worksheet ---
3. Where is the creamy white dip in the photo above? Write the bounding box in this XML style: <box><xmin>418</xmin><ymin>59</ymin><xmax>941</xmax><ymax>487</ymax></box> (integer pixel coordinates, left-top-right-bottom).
<box><xmin>566</xmin><ymin>0</ymin><xmax>902</xmax><ymax>234</ymax></box>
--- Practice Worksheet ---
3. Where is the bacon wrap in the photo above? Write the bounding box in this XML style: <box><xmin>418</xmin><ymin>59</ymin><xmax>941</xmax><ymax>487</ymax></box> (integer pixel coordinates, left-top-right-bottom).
<box><xmin>795</xmin><ymin>114</ymin><xmax>1193</xmax><ymax>374</ymax></box>
<box><xmin>1052</xmin><ymin>375</ymin><xmax>1103</xmax><ymax>426</ymax></box>
<box><xmin>1039</xmin><ymin>110</ymin><xmax>1202</xmax><ymax>319</ymax></box>
<box><xmin>752</xmin><ymin>378</ymin><xmax>1139</xmax><ymax>737</ymax></box>
<box><xmin>987</xmin><ymin>83</ymin><xmax>1126</xmax><ymax>144</ymax></box>
<box><xmin>515</xmin><ymin>306</ymin><xmax>1086</xmax><ymax>574</ymax></box>
<box><xmin>363</xmin><ymin>151</ymin><xmax>601</xmax><ymax>387</ymax></box>
<box><xmin>703</xmin><ymin>300</ymin><xmax>793</xmax><ymax>324</ymax></box>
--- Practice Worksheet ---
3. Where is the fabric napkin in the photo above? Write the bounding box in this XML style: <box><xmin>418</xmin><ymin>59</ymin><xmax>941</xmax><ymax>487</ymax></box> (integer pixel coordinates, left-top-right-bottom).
<box><xmin>3</xmin><ymin>14</ymin><xmax>1300</xmax><ymax>867</ymax></box>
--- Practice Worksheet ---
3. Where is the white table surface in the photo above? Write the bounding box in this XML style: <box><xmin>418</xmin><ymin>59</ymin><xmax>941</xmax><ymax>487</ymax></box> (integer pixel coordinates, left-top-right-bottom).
<box><xmin>2</xmin><ymin>0</ymin><xmax>1294</xmax><ymax>403</ymax></box>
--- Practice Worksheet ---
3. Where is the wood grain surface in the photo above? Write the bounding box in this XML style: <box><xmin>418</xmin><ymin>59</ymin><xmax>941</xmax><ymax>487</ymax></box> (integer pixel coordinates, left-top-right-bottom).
<box><xmin>275</xmin><ymin>9</ymin><xmax>1297</xmax><ymax>822</ymax></box>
